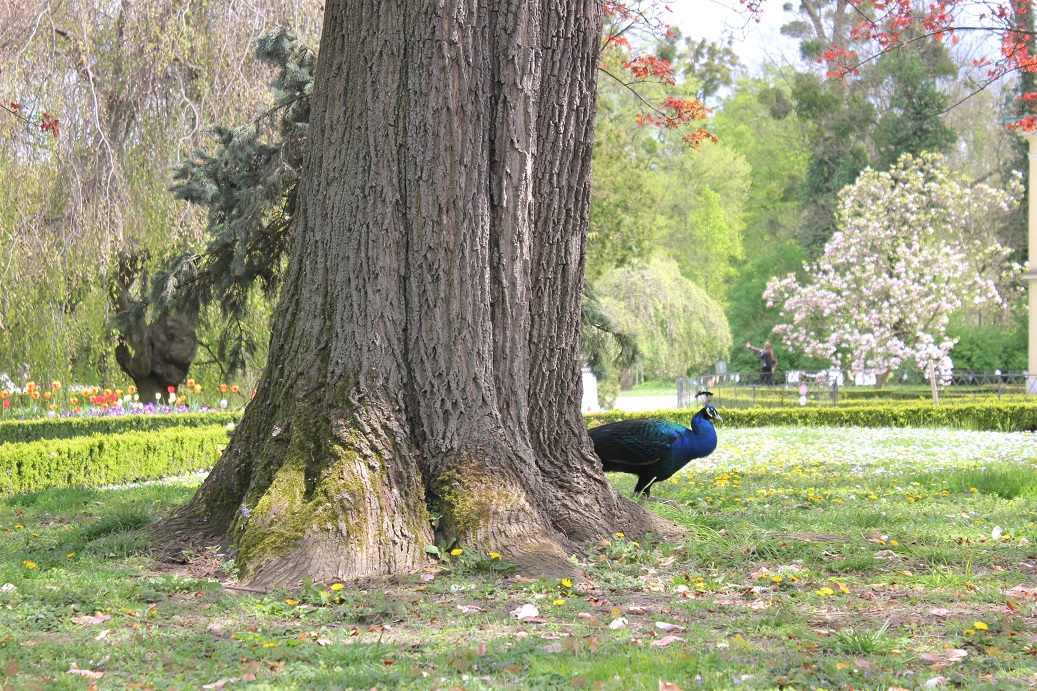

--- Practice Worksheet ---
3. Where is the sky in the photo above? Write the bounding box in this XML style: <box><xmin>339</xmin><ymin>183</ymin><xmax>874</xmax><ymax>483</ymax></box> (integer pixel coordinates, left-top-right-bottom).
<box><xmin>664</xmin><ymin>0</ymin><xmax>802</xmax><ymax>71</ymax></box>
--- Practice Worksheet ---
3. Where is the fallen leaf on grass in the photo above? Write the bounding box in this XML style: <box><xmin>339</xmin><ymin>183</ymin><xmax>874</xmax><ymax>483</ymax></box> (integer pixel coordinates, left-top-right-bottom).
<box><xmin>655</xmin><ymin>622</ymin><xmax>686</xmax><ymax>633</ymax></box>
<box><xmin>456</xmin><ymin>605</ymin><xmax>481</xmax><ymax>613</ymax></box>
<box><xmin>924</xmin><ymin>677</ymin><xmax>947</xmax><ymax>688</ymax></box>
<box><xmin>201</xmin><ymin>678</ymin><xmax>236</xmax><ymax>690</ymax></box>
<box><xmin>67</xmin><ymin>663</ymin><xmax>103</xmax><ymax>679</ymax></box>
<box><xmin>608</xmin><ymin>617</ymin><xmax>628</xmax><ymax>630</ymax></box>
<box><xmin>94</xmin><ymin>629</ymin><xmax>110</xmax><ymax>641</ymax></box>
<box><xmin>628</xmin><ymin>606</ymin><xmax>646</xmax><ymax>615</ymax></box>
<box><xmin>659</xmin><ymin>681</ymin><xmax>684</xmax><ymax>691</ymax></box>
<box><xmin>929</xmin><ymin>608</ymin><xmax>950</xmax><ymax>617</ymax></box>
<box><xmin>946</xmin><ymin>649</ymin><xmax>968</xmax><ymax>662</ymax></box>
<box><xmin>543</xmin><ymin>643</ymin><xmax>563</xmax><ymax>653</ymax></box>
<box><xmin>72</xmin><ymin>612</ymin><xmax>111</xmax><ymax>625</ymax></box>
<box><xmin>1007</xmin><ymin>584</ymin><xmax>1037</xmax><ymax>600</ymax></box>
<box><xmin>651</xmin><ymin>635</ymin><xmax>684</xmax><ymax>647</ymax></box>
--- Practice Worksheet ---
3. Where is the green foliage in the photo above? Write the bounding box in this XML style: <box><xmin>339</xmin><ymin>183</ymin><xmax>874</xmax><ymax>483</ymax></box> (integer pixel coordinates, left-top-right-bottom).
<box><xmin>709</xmin><ymin>76</ymin><xmax>812</xmax><ymax>257</ymax></box>
<box><xmin>586</xmin><ymin>116</ymin><xmax>664</xmax><ymax>282</ymax></box>
<box><xmin>0</xmin><ymin>426</ymin><xmax>227</xmax><ymax>495</ymax></box>
<box><xmin>155</xmin><ymin>29</ymin><xmax>315</xmax><ymax>374</ymax></box>
<box><xmin>655</xmin><ymin>143</ymin><xmax>749</xmax><ymax>291</ymax></box>
<box><xmin>586</xmin><ymin>401</ymin><xmax>1037</xmax><ymax>432</ymax></box>
<box><xmin>946</xmin><ymin>315</ymin><xmax>1027</xmax><ymax>371</ymax></box>
<box><xmin>594</xmin><ymin>257</ymin><xmax>731</xmax><ymax>379</ymax></box>
<box><xmin>0</xmin><ymin>412</ymin><xmax>240</xmax><ymax>446</ymax></box>
<box><xmin>872</xmin><ymin>48</ymin><xmax>957</xmax><ymax>169</ymax></box>
<box><xmin>791</xmin><ymin>74</ymin><xmax>875</xmax><ymax>254</ymax></box>
<box><xmin>723</xmin><ymin>243</ymin><xmax>827</xmax><ymax>373</ymax></box>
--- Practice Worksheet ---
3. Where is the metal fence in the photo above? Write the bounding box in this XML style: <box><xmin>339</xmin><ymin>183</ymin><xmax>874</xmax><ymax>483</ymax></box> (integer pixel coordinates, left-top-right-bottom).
<box><xmin>677</xmin><ymin>369</ymin><xmax>1036</xmax><ymax>409</ymax></box>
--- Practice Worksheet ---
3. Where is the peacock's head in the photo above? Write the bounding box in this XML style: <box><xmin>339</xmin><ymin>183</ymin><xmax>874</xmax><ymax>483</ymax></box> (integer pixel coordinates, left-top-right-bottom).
<box><xmin>702</xmin><ymin>404</ymin><xmax>723</xmax><ymax>424</ymax></box>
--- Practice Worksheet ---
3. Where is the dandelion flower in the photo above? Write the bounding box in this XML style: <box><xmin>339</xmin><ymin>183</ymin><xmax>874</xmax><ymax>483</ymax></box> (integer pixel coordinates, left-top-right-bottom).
<box><xmin>770</xmin><ymin>575</ymin><xmax>783</xmax><ymax>583</ymax></box>
<box><xmin>489</xmin><ymin>552</ymin><xmax>501</xmax><ymax>559</ymax></box>
<box><xmin>285</xmin><ymin>598</ymin><xmax>299</xmax><ymax>606</ymax></box>
<box><xmin>974</xmin><ymin>621</ymin><xmax>988</xmax><ymax>631</ymax></box>
<box><xmin>330</xmin><ymin>583</ymin><xmax>344</xmax><ymax>591</ymax></box>
<box><xmin>561</xmin><ymin>578</ymin><xmax>573</xmax><ymax>588</ymax></box>
<box><xmin>450</xmin><ymin>548</ymin><xmax>463</xmax><ymax>556</ymax></box>
<box><xmin>553</xmin><ymin>599</ymin><xmax>565</xmax><ymax>606</ymax></box>
<box><xmin>615</xmin><ymin>532</ymin><xmax>624</xmax><ymax>538</ymax></box>
<box><xmin>22</xmin><ymin>561</ymin><xmax>36</xmax><ymax>569</ymax></box>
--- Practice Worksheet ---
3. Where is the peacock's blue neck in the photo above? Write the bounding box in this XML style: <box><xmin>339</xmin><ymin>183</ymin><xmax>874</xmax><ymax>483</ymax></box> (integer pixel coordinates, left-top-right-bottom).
<box><xmin>665</xmin><ymin>413</ymin><xmax>718</xmax><ymax>473</ymax></box>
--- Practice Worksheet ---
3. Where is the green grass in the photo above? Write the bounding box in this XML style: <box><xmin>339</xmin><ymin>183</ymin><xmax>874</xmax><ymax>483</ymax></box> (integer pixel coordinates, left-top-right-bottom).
<box><xmin>615</xmin><ymin>379</ymin><xmax>677</xmax><ymax>397</ymax></box>
<box><xmin>1</xmin><ymin>429</ymin><xmax>1036</xmax><ymax>689</ymax></box>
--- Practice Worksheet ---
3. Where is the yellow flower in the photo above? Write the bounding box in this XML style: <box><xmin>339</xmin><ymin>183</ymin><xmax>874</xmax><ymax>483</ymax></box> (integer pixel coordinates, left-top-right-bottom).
<box><xmin>770</xmin><ymin>575</ymin><xmax>783</xmax><ymax>583</ymax></box>
<box><xmin>889</xmin><ymin>540</ymin><xmax>899</xmax><ymax>546</ymax></box>
<box><xmin>489</xmin><ymin>552</ymin><xmax>501</xmax><ymax>559</ymax></box>
<box><xmin>615</xmin><ymin>532</ymin><xmax>624</xmax><ymax>538</ymax></box>
<box><xmin>22</xmin><ymin>560</ymin><xmax>36</xmax><ymax>569</ymax></box>
<box><xmin>262</xmin><ymin>642</ymin><xmax>278</xmax><ymax>648</ymax></box>
<box><xmin>285</xmin><ymin>598</ymin><xmax>299</xmax><ymax>606</ymax></box>
<box><xmin>974</xmin><ymin>621</ymin><xmax>988</xmax><ymax>631</ymax></box>
<box><xmin>450</xmin><ymin>548</ymin><xmax>463</xmax><ymax>556</ymax></box>
<box><xmin>836</xmin><ymin>583</ymin><xmax>850</xmax><ymax>594</ymax></box>
<box><xmin>815</xmin><ymin>587</ymin><xmax>835</xmax><ymax>596</ymax></box>
<box><xmin>970</xmin><ymin>487</ymin><xmax>978</xmax><ymax>493</ymax></box>
<box><xmin>66</xmin><ymin>552</ymin><xmax>75</xmax><ymax>559</ymax></box>
<box><xmin>553</xmin><ymin>599</ymin><xmax>565</xmax><ymax>606</ymax></box>
<box><xmin>14</xmin><ymin>524</ymin><xmax>23</xmax><ymax>529</ymax></box>
<box><xmin>330</xmin><ymin>583</ymin><xmax>344</xmax><ymax>591</ymax></box>
<box><xmin>560</xmin><ymin>578</ymin><xmax>573</xmax><ymax>588</ymax></box>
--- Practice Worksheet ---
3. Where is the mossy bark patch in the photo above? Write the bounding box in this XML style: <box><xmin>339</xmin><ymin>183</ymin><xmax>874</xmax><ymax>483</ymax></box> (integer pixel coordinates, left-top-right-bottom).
<box><xmin>234</xmin><ymin>402</ymin><xmax>433</xmax><ymax>586</ymax></box>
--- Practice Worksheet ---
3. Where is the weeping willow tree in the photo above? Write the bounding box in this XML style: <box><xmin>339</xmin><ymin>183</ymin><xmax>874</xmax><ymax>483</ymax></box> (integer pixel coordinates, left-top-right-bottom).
<box><xmin>596</xmin><ymin>256</ymin><xmax>732</xmax><ymax>380</ymax></box>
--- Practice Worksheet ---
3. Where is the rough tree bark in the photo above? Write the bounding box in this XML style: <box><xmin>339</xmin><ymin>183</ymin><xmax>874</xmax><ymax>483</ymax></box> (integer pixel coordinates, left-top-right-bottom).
<box><xmin>155</xmin><ymin>0</ymin><xmax>677</xmax><ymax>586</ymax></box>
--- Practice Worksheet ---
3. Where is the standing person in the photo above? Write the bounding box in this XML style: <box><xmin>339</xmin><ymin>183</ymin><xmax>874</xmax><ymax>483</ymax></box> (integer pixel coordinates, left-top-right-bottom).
<box><xmin>747</xmin><ymin>341</ymin><xmax>777</xmax><ymax>385</ymax></box>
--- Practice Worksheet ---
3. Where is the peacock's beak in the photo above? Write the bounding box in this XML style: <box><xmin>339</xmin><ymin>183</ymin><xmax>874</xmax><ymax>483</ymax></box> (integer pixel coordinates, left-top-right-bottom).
<box><xmin>714</xmin><ymin>413</ymin><xmax>724</xmax><ymax>424</ymax></box>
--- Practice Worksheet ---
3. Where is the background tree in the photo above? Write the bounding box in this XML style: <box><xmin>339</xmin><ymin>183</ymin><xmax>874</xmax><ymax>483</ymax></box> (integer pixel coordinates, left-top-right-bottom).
<box><xmin>764</xmin><ymin>153</ymin><xmax>1024</xmax><ymax>387</ymax></box>
<box><xmin>0</xmin><ymin>0</ymin><xmax>323</xmax><ymax>389</ymax></box>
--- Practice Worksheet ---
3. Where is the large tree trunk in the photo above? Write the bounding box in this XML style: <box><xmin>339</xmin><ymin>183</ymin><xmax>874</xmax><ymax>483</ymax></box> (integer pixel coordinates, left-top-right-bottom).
<box><xmin>156</xmin><ymin>0</ymin><xmax>676</xmax><ymax>586</ymax></box>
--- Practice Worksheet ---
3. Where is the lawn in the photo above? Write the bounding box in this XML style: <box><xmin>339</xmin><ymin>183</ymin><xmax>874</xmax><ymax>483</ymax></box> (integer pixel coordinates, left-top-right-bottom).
<box><xmin>2</xmin><ymin>427</ymin><xmax>1036</xmax><ymax>689</ymax></box>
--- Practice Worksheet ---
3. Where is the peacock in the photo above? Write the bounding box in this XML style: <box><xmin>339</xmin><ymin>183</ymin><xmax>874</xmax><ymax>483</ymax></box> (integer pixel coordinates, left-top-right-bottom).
<box><xmin>589</xmin><ymin>392</ymin><xmax>722</xmax><ymax>500</ymax></box>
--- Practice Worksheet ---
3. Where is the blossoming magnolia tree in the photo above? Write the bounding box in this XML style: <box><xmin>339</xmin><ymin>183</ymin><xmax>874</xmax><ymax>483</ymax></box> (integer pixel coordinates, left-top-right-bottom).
<box><xmin>764</xmin><ymin>153</ymin><xmax>1024</xmax><ymax>388</ymax></box>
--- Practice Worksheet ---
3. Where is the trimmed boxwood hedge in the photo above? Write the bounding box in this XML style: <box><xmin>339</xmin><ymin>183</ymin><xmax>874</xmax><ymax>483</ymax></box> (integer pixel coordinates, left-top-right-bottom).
<box><xmin>0</xmin><ymin>412</ymin><xmax>240</xmax><ymax>446</ymax></box>
<box><xmin>0</xmin><ymin>426</ymin><xmax>227</xmax><ymax>495</ymax></box>
<box><xmin>586</xmin><ymin>402</ymin><xmax>1037</xmax><ymax>432</ymax></box>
